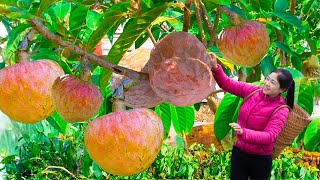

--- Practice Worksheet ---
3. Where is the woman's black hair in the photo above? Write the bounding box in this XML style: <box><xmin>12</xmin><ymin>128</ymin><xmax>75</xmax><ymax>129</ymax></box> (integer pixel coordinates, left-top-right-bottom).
<box><xmin>271</xmin><ymin>68</ymin><xmax>295</xmax><ymax>109</ymax></box>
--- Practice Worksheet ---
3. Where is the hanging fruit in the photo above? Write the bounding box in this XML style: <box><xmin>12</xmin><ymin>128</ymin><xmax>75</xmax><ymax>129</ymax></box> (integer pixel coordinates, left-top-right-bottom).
<box><xmin>110</xmin><ymin>49</ymin><xmax>163</xmax><ymax>108</ymax></box>
<box><xmin>0</xmin><ymin>60</ymin><xmax>64</xmax><ymax>123</ymax></box>
<box><xmin>51</xmin><ymin>74</ymin><xmax>103</xmax><ymax>123</ymax></box>
<box><xmin>148</xmin><ymin>32</ymin><xmax>215</xmax><ymax>106</ymax></box>
<box><xmin>84</xmin><ymin>86</ymin><xmax>164</xmax><ymax>176</ymax></box>
<box><xmin>217</xmin><ymin>6</ymin><xmax>270</xmax><ymax>67</ymax></box>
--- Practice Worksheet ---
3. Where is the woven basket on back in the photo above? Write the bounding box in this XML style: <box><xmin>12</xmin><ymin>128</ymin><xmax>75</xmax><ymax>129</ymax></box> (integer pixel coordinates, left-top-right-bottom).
<box><xmin>242</xmin><ymin>89</ymin><xmax>312</xmax><ymax>159</ymax></box>
<box><xmin>272</xmin><ymin>104</ymin><xmax>311</xmax><ymax>159</ymax></box>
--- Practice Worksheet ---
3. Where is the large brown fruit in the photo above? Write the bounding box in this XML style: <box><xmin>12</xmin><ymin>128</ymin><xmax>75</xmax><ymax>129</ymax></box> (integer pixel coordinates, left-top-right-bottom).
<box><xmin>217</xmin><ymin>20</ymin><xmax>270</xmax><ymax>67</ymax></box>
<box><xmin>51</xmin><ymin>74</ymin><xmax>103</xmax><ymax>123</ymax></box>
<box><xmin>148</xmin><ymin>32</ymin><xmax>215</xmax><ymax>106</ymax></box>
<box><xmin>0</xmin><ymin>60</ymin><xmax>64</xmax><ymax>123</ymax></box>
<box><xmin>84</xmin><ymin>108</ymin><xmax>163</xmax><ymax>176</ymax></box>
<box><xmin>110</xmin><ymin>49</ymin><xmax>163</xmax><ymax>108</ymax></box>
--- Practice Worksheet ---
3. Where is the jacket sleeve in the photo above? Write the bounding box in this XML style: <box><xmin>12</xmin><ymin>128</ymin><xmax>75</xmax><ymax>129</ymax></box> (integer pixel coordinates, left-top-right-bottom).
<box><xmin>240</xmin><ymin>107</ymin><xmax>289</xmax><ymax>145</ymax></box>
<box><xmin>212</xmin><ymin>64</ymin><xmax>259</xmax><ymax>99</ymax></box>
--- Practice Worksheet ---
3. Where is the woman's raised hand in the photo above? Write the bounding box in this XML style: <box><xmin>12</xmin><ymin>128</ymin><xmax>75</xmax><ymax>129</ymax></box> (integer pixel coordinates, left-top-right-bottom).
<box><xmin>208</xmin><ymin>52</ymin><xmax>218</xmax><ymax>70</ymax></box>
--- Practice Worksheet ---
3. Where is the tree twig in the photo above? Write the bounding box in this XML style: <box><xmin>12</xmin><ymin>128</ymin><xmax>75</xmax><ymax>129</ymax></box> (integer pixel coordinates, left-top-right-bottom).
<box><xmin>290</xmin><ymin>0</ymin><xmax>296</xmax><ymax>14</ymax></box>
<box><xmin>276</xmin><ymin>30</ymin><xmax>286</xmax><ymax>66</ymax></box>
<box><xmin>194</xmin><ymin>0</ymin><xmax>207</xmax><ymax>47</ymax></box>
<box><xmin>182</xmin><ymin>0</ymin><xmax>192</xmax><ymax>32</ymax></box>
<box><xmin>209</xmin><ymin>89</ymin><xmax>225</xmax><ymax>96</ymax></box>
<box><xmin>212</xmin><ymin>8</ymin><xmax>220</xmax><ymax>45</ymax></box>
<box><xmin>28</xmin><ymin>17</ymin><xmax>148</xmax><ymax>81</ymax></box>
<box><xmin>43</xmin><ymin>166</ymin><xmax>76</xmax><ymax>178</ymax></box>
<box><xmin>199</xmin><ymin>0</ymin><xmax>214</xmax><ymax>46</ymax></box>
<box><xmin>218</xmin><ymin>5</ymin><xmax>243</xmax><ymax>25</ymax></box>
<box><xmin>146</xmin><ymin>28</ymin><xmax>156</xmax><ymax>45</ymax></box>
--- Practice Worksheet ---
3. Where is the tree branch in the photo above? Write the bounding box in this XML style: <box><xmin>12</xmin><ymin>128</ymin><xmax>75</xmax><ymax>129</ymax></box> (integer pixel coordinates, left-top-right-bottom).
<box><xmin>194</xmin><ymin>0</ymin><xmax>207</xmax><ymax>47</ymax></box>
<box><xmin>276</xmin><ymin>30</ymin><xmax>286</xmax><ymax>66</ymax></box>
<box><xmin>28</xmin><ymin>17</ymin><xmax>148</xmax><ymax>81</ymax></box>
<box><xmin>212</xmin><ymin>8</ymin><xmax>220</xmax><ymax>45</ymax></box>
<box><xmin>182</xmin><ymin>0</ymin><xmax>192</xmax><ymax>32</ymax></box>
<box><xmin>290</xmin><ymin>0</ymin><xmax>296</xmax><ymax>14</ymax></box>
<box><xmin>146</xmin><ymin>28</ymin><xmax>156</xmax><ymax>45</ymax></box>
<box><xmin>199</xmin><ymin>0</ymin><xmax>214</xmax><ymax>46</ymax></box>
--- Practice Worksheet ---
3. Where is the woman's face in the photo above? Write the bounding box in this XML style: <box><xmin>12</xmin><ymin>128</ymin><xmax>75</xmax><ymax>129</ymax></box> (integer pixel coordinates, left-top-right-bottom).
<box><xmin>263</xmin><ymin>72</ymin><xmax>284</xmax><ymax>97</ymax></box>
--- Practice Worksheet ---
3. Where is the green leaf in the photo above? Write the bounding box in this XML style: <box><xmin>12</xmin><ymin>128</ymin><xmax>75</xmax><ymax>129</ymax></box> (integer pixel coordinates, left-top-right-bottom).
<box><xmin>42</xmin><ymin>7</ymin><xmax>58</xmax><ymax>32</ymax></box>
<box><xmin>274</xmin><ymin>42</ymin><xmax>302</xmax><ymax>70</ymax></box>
<box><xmin>3</xmin><ymin>24</ymin><xmax>31</xmax><ymax>64</ymax></box>
<box><xmin>284</xmin><ymin>67</ymin><xmax>304</xmax><ymax>78</ymax></box>
<box><xmin>272</xmin><ymin>12</ymin><xmax>304</xmax><ymax>31</ymax></box>
<box><xmin>0</xmin><ymin>5</ymin><xmax>31</xmax><ymax>19</ymax></box>
<box><xmin>155</xmin><ymin>103</ymin><xmax>172</xmax><ymax>139</ymax></box>
<box><xmin>304</xmin><ymin>118</ymin><xmax>320</xmax><ymax>151</ymax></box>
<box><xmin>86</xmin><ymin>11</ymin><xmax>102</xmax><ymax>31</ymax></box>
<box><xmin>214</xmin><ymin>93</ymin><xmax>241</xmax><ymax>141</ymax></box>
<box><xmin>208</xmin><ymin>0</ymin><xmax>231</xmax><ymax>7</ymax></box>
<box><xmin>174</xmin><ymin>106</ymin><xmax>195</xmax><ymax>135</ymax></box>
<box><xmin>0</xmin><ymin>0</ymin><xmax>16</xmax><ymax>6</ymax></box>
<box><xmin>260</xmin><ymin>55</ymin><xmax>276</xmax><ymax>77</ymax></box>
<box><xmin>35</xmin><ymin>0</ymin><xmax>58</xmax><ymax>16</ymax></box>
<box><xmin>52</xmin><ymin>1</ymin><xmax>71</xmax><ymax>21</ymax></box>
<box><xmin>266</xmin><ymin>21</ymin><xmax>288</xmax><ymax>37</ymax></box>
<box><xmin>100</xmin><ymin>3</ymin><xmax>172</xmax><ymax>88</ymax></box>
<box><xmin>295</xmin><ymin>78</ymin><xmax>314</xmax><ymax>115</ymax></box>
<box><xmin>302</xmin><ymin>0</ymin><xmax>318</xmax><ymax>15</ymax></box>
<box><xmin>46</xmin><ymin>112</ymin><xmax>68</xmax><ymax>134</ymax></box>
<box><xmin>86</xmin><ymin>10</ymin><xmax>125</xmax><ymax>52</ymax></box>
<box><xmin>249</xmin><ymin>0</ymin><xmax>273</xmax><ymax>11</ymax></box>
<box><xmin>274</xmin><ymin>0</ymin><xmax>288</xmax><ymax>12</ymax></box>
<box><xmin>30</xmin><ymin>48</ymin><xmax>59</xmax><ymax>61</ymax></box>
<box><xmin>69</xmin><ymin>4</ymin><xmax>88</xmax><ymax>38</ymax></box>
<box><xmin>0</xmin><ymin>62</ymin><xmax>4</xmax><ymax>70</ymax></box>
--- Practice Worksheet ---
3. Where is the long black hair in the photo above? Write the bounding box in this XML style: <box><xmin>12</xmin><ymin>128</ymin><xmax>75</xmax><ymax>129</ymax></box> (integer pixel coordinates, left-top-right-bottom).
<box><xmin>271</xmin><ymin>68</ymin><xmax>295</xmax><ymax>109</ymax></box>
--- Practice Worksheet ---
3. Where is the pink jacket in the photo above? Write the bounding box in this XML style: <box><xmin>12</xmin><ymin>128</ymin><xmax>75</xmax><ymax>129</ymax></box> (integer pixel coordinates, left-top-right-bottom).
<box><xmin>212</xmin><ymin>64</ymin><xmax>289</xmax><ymax>155</ymax></box>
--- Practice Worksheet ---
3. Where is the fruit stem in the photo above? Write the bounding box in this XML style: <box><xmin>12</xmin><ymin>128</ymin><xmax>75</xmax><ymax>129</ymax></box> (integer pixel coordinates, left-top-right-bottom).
<box><xmin>218</xmin><ymin>5</ymin><xmax>243</xmax><ymax>26</ymax></box>
<box><xmin>80</xmin><ymin>55</ymin><xmax>92</xmax><ymax>82</ymax></box>
<box><xmin>28</xmin><ymin>18</ymin><xmax>148</xmax><ymax>81</ymax></box>
<box><xmin>182</xmin><ymin>0</ymin><xmax>192</xmax><ymax>32</ymax></box>
<box><xmin>17</xmin><ymin>29</ymin><xmax>35</xmax><ymax>63</ymax></box>
<box><xmin>111</xmin><ymin>78</ymin><xmax>138</xmax><ymax>112</ymax></box>
<box><xmin>182</xmin><ymin>132</ymin><xmax>189</xmax><ymax>154</ymax></box>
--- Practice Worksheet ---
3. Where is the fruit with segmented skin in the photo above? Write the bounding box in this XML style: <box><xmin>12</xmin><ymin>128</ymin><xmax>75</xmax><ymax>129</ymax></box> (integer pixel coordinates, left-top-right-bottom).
<box><xmin>51</xmin><ymin>74</ymin><xmax>103</xmax><ymax>123</ymax></box>
<box><xmin>84</xmin><ymin>108</ymin><xmax>163</xmax><ymax>176</ymax></box>
<box><xmin>217</xmin><ymin>20</ymin><xmax>270</xmax><ymax>67</ymax></box>
<box><xmin>0</xmin><ymin>60</ymin><xmax>64</xmax><ymax>123</ymax></box>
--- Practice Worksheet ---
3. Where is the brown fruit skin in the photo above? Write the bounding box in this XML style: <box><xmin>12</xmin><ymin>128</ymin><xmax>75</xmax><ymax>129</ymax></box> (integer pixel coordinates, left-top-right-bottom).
<box><xmin>110</xmin><ymin>49</ymin><xmax>163</xmax><ymax>108</ymax></box>
<box><xmin>217</xmin><ymin>20</ymin><xmax>270</xmax><ymax>67</ymax></box>
<box><xmin>0</xmin><ymin>60</ymin><xmax>64</xmax><ymax>123</ymax></box>
<box><xmin>148</xmin><ymin>32</ymin><xmax>215</xmax><ymax>106</ymax></box>
<box><xmin>51</xmin><ymin>74</ymin><xmax>103</xmax><ymax>123</ymax></box>
<box><xmin>84</xmin><ymin>108</ymin><xmax>164</xmax><ymax>176</ymax></box>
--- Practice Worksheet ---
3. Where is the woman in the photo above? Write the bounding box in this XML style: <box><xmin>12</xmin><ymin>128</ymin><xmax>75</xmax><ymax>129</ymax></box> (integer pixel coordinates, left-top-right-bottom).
<box><xmin>209</xmin><ymin>53</ymin><xmax>295</xmax><ymax>180</ymax></box>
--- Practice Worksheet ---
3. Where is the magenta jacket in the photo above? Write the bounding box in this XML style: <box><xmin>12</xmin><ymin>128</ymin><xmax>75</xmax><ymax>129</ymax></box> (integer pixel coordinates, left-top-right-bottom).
<box><xmin>212</xmin><ymin>64</ymin><xmax>289</xmax><ymax>155</ymax></box>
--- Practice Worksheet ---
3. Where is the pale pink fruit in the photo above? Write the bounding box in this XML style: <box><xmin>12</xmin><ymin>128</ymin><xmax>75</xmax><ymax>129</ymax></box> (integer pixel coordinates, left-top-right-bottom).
<box><xmin>110</xmin><ymin>49</ymin><xmax>163</xmax><ymax>108</ymax></box>
<box><xmin>148</xmin><ymin>32</ymin><xmax>215</xmax><ymax>106</ymax></box>
<box><xmin>0</xmin><ymin>60</ymin><xmax>64</xmax><ymax>123</ymax></box>
<box><xmin>51</xmin><ymin>74</ymin><xmax>103</xmax><ymax>123</ymax></box>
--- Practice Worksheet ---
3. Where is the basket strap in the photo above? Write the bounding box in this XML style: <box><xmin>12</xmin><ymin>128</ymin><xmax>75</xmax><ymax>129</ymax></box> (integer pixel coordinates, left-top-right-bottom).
<box><xmin>271</xmin><ymin>105</ymin><xmax>291</xmax><ymax>117</ymax></box>
<box><xmin>240</xmin><ymin>88</ymin><xmax>262</xmax><ymax>106</ymax></box>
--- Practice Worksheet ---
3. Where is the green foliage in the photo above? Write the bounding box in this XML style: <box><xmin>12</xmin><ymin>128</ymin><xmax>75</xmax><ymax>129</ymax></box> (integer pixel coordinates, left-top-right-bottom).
<box><xmin>304</xmin><ymin>118</ymin><xmax>320</xmax><ymax>151</ymax></box>
<box><xmin>214</xmin><ymin>93</ymin><xmax>241</xmax><ymax>141</ymax></box>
